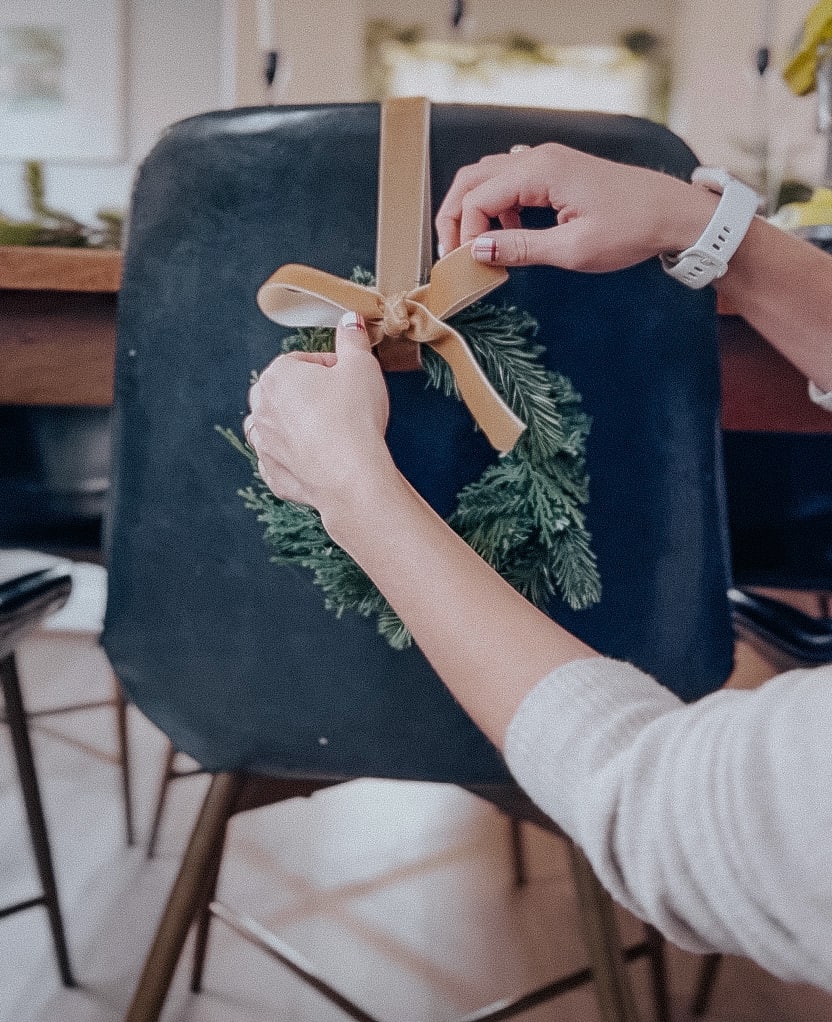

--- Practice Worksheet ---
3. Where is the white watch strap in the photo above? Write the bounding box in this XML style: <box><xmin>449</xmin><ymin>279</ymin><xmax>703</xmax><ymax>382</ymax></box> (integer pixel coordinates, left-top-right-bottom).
<box><xmin>809</xmin><ymin>379</ymin><xmax>832</xmax><ymax>411</ymax></box>
<box><xmin>661</xmin><ymin>168</ymin><xmax>763</xmax><ymax>289</ymax></box>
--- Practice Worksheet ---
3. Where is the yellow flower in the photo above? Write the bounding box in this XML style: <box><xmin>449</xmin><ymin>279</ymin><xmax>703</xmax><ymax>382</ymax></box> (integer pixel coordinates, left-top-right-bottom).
<box><xmin>782</xmin><ymin>0</ymin><xmax>832</xmax><ymax>96</ymax></box>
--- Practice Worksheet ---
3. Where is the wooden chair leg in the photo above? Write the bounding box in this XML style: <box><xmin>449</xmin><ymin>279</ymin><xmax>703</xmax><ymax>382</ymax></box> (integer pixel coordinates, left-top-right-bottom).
<box><xmin>691</xmin><ymin>952</ymin><xmax>722</xmax><ymax>1017</ymax></box>
<box><xmin>568</xmin><ymin>842</ymin><xmax>641</xmax><ymax>1022</ymax></box>
<box><xmin>190</xmin><ymin>810</ymin><xmax>231</xmax><ymax>992</ymax></box>
<box><xmin>644</xmin><ymin>925</ymin><xmax>671</xmax><ymax>1022</ymax></box>
<box><xmin>146</xmin><ymin>740</ymin><xmax>178</xmax><ymax>859</ymax></box>
<box><xmin>0</xmin><ymin>653</ymin><xmax>75</xmax><ymax>987</ymax></box>
<box><xmin>508</xmin><ymin>817</ymin><xmax>527</xmax><ymax>888</ymax></box>
<box><xmin>113</xmin><ymin>676</ymin><xmax>135</xmax><ymax>847</ymax></box>
<box><xmin>125</xmin><ymin>771</ymin><xmax>244</xmax><ymax>1022</ymax></box>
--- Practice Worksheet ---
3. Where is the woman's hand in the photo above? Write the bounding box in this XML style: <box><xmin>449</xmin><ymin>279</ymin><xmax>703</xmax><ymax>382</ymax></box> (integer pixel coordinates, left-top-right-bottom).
<box><xmin>244</xmin><ymin>312</ymin><xmax>393</xmax><ymax>520</ymax></box>
<box><xmin>436</xmin><ymin>141</ymin><xmax>832</xmax><ymax>391</ymax></box>
<box><xmin>435</xmin><ymin>142</ymin><xmax>718</xmax><ymax>272</ymax></box>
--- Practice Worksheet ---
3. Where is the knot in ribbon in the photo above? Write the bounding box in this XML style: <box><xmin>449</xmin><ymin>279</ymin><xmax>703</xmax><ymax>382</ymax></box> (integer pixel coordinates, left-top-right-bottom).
<box><xmin>256</xmin><ymin>243</ymin><xmax>526</xmax><ymax>453</ymax></box>
<box><xmin>382</xmin><ymin>292</ymin><xmax>411</xmax><ymax>338</ymax></box>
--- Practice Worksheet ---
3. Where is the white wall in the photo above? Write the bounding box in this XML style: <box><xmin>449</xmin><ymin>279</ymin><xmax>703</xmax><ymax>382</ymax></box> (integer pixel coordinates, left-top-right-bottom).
<box><xmin>231</xmin><ymin>0</ymin><xmax>365</xmax><ymax>107</ymax></box>
<box><xmin>362</xmin><ymin>0</ymin><xmax>675</xmax><ymax>48</ymax></box>
<box><xmin>368</xmin><ymin>0</ymin><xmax>827</xmax><ymax>197</ymax></box>
<box><xmin>1</xmin><ymin>0</ymin><xmax>827</xmax><ymax>222</ymax></box>
<box><xmin>669</xmin><ymin>0</ymin><xmax>827</xmax><ymax>203</ymax></box>
<box><xmin>0</xmin><ymin>0</ymin><xmax>226</xmax><ymax>222</ymax></box>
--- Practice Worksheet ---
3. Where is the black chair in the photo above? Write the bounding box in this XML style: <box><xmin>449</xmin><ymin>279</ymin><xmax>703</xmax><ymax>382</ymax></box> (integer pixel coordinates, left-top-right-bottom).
<box><xmin>103</xmin><ymin>102</ymin><xmax>736</xmax><ymax>1022</ymax></box>
<box><xmin>723</xmin><ymin>429</ymin><xmax>832</xmax><ymax>598</ymax></box>
<box><xmin>0</xmin><ymin>407</ymin><xmax>111</xmax><ymax>561</ymax></box>
<box><xmin>0</xmin><ymin>553</ymin><xmax>135</xmax><ymax>849</ymax></box>
<box><xmin>0</xmin><ymin>568</ymin><xmax>75</xmax><ymax>986</ymax></box>
<box><xmin>729</xmin><ymin>587</ymin><xmax>832</xmax><ymax>668</ymax></box>
<box><xmin>0</xmin><ymin>406</ymin><xmax>135</xmax><ymax>847</ymax></box>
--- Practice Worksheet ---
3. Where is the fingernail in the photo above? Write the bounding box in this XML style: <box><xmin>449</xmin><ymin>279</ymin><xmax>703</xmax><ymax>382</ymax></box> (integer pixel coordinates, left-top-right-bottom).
<box><xmin>472</xmin><ymin>236</ymin><xmax>498</xmax><ymax>263</ymax></box>
<box><xmin>437</xmin><ymin>242</ymin><xmax>447</xmax><ymax>258</ymax></box>
<box><xmin>339</xmin><ymin>311</ymin><xmax>366</xmax><ymax>331</ymax></box>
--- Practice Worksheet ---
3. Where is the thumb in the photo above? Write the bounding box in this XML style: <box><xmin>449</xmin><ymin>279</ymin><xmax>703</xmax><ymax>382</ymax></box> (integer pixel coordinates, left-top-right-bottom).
<box><xmin>472</xmin><ymin>223</ymin><xmax>590</xmax><ymax>270</ymax></box>
<box><xmin>336</xmin><ymin>311</ymin><xmax>373</xmax><ymax>356</ymax></box>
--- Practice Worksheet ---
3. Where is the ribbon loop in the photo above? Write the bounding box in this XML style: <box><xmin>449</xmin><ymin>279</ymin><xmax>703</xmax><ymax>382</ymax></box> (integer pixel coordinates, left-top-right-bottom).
<box><xmin>257</xmin><ymin>243</ymin><xmax>527</xmax><ymax>453</ymax></box>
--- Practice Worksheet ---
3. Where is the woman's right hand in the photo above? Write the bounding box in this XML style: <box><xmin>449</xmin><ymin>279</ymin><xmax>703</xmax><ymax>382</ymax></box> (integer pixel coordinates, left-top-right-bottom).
<box><xmin>435</xmin><ymin>142</ymin><xmax>719</xmax><ymax>273</ymax></box>
<box><xmin>244</xmin><ymin>312</ymin><xmax>393</xmax><ymax>522</ymax></box>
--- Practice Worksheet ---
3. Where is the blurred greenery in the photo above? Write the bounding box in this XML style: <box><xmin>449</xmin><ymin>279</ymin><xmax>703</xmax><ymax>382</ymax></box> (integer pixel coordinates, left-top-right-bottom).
<box><xmin>776</xmin><ymin>178</ymin><xmax>815</xmax><ymax>208</ymax></box>
<box><xmin>0</xmin><ymin>160</ymin><xmax>123</xmax><ymax>248</ymax></box>
<box><xmin>365</xmin><ymin>19</ymin><xmax>669</xmax><ymax>123</ymax></box>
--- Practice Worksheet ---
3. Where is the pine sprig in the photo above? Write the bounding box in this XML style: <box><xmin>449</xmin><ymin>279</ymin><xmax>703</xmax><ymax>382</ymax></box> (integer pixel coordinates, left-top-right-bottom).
<box><xmin>220</xmin><ymin>286</ymin><xmax>600</xmax><ymax>648</ymax></box>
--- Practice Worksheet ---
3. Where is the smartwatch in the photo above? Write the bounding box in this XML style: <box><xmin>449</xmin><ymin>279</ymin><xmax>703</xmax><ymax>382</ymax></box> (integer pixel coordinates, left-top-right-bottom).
<box><xmin>661</xmin><ymin>167</ymin><xmax>764</xmax><ymax>289</ymax></box>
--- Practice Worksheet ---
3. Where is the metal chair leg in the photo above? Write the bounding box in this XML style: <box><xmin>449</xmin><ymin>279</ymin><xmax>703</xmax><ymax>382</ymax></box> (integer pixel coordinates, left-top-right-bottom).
<box><xmin>113</xmin><ymin>676</ymin><xmax>135</xmax><ymax>847</ymax></box>
<box><xmin>508</xmin><ymin>817</ymin><xmax>527</xmax><ymax>888</ymax></box>
<box><xmin>568</xmin><ymin>842</ymin><xmax>641</xmax><ymax>1022</ymax></box>
<box><xmin>691</xmin><ymin>952</ymin><xmax>722</xmax><ymax>1016</ymax></box>
<box><xmin>644</xmin><ymin>925</ymin><xmax>671</xmax><ymax>1022</ymax></box>
<box><xmin>125</xmin><ymin>771</ymin><xmax>244</xmax><ymax>1022</ymax></box>
<box><xmin>190</xmin><ymin>810</ymin><xmax>231</xmax><ymax>992</ymax></box>
<box><xmin>0</xmin><ymin>653</ymin><xmax>75</xmax><ymax>987</ymax></box>
<box><xmin>146</xmin><ymin>740</ymin><xmax>177</xmax><ymax>859</ymax></box>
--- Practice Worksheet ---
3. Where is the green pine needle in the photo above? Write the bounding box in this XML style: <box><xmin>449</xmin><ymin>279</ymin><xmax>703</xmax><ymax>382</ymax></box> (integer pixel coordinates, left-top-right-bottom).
<box><xmin>220</xmin><ymin>278</ymin><xmax>600</xmax><ymax>648</ymax></box>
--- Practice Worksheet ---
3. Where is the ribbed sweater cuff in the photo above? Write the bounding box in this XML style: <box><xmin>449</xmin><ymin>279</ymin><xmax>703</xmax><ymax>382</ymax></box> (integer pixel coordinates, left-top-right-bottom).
<box><xmin>504</xmin><ymin>656</ymin><xmax>681</xmax><ymax>838</ymax></box>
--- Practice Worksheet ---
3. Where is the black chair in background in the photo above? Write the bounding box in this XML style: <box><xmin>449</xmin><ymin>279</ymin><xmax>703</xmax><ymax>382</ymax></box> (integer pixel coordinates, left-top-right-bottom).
<box><xmin>0</xmin><ymin>407</ymin><xmax>135</xmax><ymax>847</ymax></box>
<box><xmin>724</xmin><ymin>430</ymin><xmax>832</xmax><ymax>603</ymax></box>
<box><xmin>105</xmin><ymin>102</ymin><xmax>736</xmax><ymax>1022</ymax></box>
<box><xmin>0</xmin><ymin>568</ymin><xmax>75</xmax><ymax>986</ymax></box>
<box><xmin>727</xmin><ymin>587</ymin><xmax>832</xmax><ymax>668</ymax></box>
<box><xmin>0</xmin><ymin>407</ymin><xmax>110</xmax><ymax>562</ymax></box>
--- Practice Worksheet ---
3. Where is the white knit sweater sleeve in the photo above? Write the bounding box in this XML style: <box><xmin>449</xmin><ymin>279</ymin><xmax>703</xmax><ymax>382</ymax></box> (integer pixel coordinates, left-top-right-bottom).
<box><xmin>503</xmin><ymin>656</ymin><xmax>832</xmax><ymax>990</ymax></box>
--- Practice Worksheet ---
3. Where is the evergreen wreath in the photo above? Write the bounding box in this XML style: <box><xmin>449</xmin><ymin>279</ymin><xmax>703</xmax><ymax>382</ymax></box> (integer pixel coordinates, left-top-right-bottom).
<box><xmin>218</xmin><ymin>271</ymin><xmax>601</xmax><ymax>650</ymax></box>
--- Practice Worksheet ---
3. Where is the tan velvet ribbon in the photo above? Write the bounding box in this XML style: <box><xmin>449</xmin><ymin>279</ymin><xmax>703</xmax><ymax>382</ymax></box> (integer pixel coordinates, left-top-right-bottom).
<box><xmin>256</xmin><ymin>97</ymin><xmax>526</xmax><ymax>454</ymax></box>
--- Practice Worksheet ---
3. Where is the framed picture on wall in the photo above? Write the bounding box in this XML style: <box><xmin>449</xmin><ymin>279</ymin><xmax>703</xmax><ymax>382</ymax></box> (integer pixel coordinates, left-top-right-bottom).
<box><xmin>0</xmin><ymin>0</ymin><xmax>125</xmax><ymax>162</ymax></box>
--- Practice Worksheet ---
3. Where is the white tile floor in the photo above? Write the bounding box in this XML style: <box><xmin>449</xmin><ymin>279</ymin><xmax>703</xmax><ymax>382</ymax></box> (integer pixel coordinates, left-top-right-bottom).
<box><xmin>2</xmin><ymin>625</ymin><xmax>832</xmax><ymax>1022</ymax></box>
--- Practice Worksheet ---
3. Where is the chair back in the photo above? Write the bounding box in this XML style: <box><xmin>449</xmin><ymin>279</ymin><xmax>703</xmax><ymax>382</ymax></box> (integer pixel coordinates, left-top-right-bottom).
<box><xmin>103</xmin><ymin>104</ymin><xmax>734</xmax><ymax>782</ymax></box>
<box><xmin>724</xmin><ymin>433</ymin><xmax>832</xmax><ymax>590</ymax></box>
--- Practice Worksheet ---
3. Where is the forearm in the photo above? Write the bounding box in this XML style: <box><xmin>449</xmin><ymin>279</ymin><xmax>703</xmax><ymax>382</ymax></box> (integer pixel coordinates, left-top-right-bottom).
<box><xmin>440</xmin><ymin>146</ymin><xmax>831</xmax><ymax>391</ymax></box>
<box><xmin>659</xmin><ymin>181</ymin><xmax>831</xmax><ymax>390</ymax></box>
<box><xmin>714</xmin><ymin>216</ymin><xmax>832</xmax><ymax>391</ymax></box>
<box><xmin>320</xmin><ymin>459</ymin><xmax>597</xmax><ymax>747</ymax></box>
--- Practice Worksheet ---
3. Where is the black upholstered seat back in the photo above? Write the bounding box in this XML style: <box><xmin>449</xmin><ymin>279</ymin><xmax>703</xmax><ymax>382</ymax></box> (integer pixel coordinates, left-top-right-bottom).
<box><xmin>103</xmin><ymin>104</ymin><xmax>733</xmax><ymax>781</ymax></box>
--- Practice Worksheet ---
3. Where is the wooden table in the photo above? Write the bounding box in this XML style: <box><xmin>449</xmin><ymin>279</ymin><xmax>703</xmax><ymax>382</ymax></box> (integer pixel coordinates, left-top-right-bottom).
<box><xmin>0</xmin><ymin>246</ymin><xmax>829</xmax><ymax>433</ymax></box>
<box><xmin>719</xmin><ymin>314</ymin><xmax>832</xmax><ymax>433</ymax></box>
<box><xmin>0</xmin><ymin>246</ymin><xmax>120</xmax><ymax>406</ymax></box>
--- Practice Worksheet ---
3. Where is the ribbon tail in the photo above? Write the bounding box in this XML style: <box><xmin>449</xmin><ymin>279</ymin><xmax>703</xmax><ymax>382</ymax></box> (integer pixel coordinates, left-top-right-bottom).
<box><xmin>429</xmin><ymin>326</ymin><xmax>526</xmax><ymax>454</ymax></box>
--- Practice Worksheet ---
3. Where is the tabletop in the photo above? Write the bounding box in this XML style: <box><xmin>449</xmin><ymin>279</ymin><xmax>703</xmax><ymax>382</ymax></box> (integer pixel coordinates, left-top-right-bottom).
<box><xmin>0</xmin><ymin>245</ymin><xmax>829</xmax><ymax>433</ymax></box>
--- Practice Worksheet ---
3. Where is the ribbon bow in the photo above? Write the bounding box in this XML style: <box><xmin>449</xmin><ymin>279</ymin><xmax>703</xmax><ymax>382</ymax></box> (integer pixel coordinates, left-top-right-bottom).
<box><xmin>256</xmin><ymin>244</ymin><xmax>525</xmax><ymax>453</ymax></box>
<box><xmin>256</xmin><ymin>96</ymin><xmax>526</xmax><ymax>454</ymax></box>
